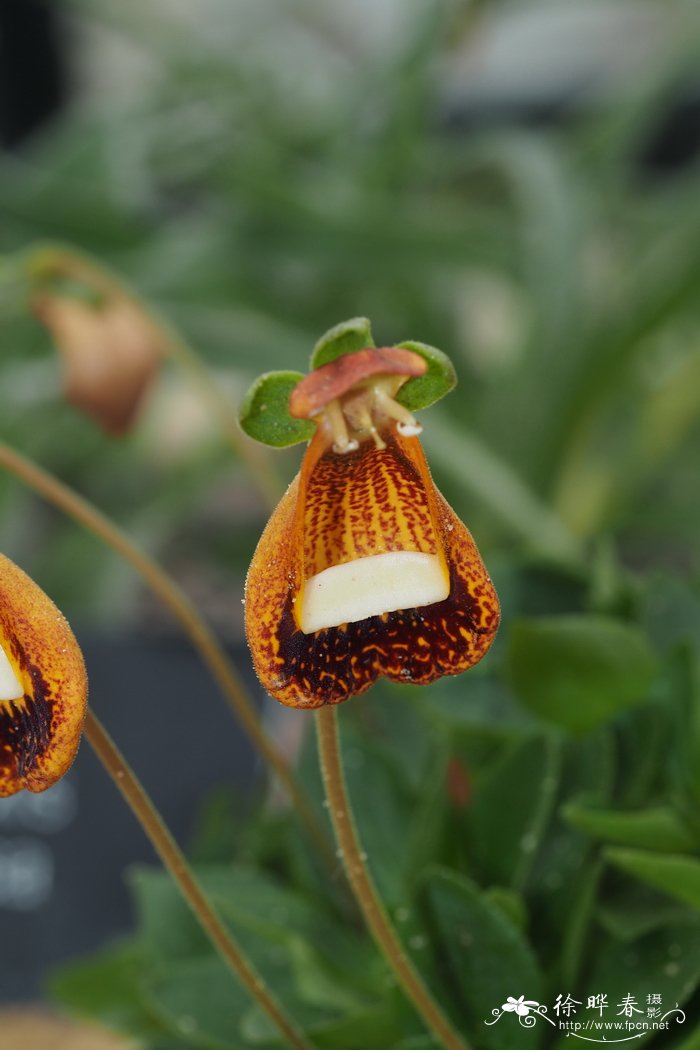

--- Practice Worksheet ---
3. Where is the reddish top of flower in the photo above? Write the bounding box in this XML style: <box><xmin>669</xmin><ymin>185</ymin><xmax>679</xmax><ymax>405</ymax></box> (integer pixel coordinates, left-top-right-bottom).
<box><xmin>289</xmin><ymin>347</ymin><xmax>427</xmax><ymax>420</ymax></box>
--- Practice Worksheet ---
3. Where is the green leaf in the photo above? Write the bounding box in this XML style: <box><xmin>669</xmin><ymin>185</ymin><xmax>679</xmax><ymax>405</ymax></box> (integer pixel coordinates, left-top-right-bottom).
<box><xmin>302</xmin><ymin>1004</ymin><xmax>412</xmax><ymax>1050</ymax></box>
<box><xmin>564</xmin><ymin>804</ymin><xmax>697</xmax><ymax>853</ymax></box>
<box><xmin>468</xmin><ymin>733</ymin><xmax>563</xmax><ymax>890</ymax></box>
<box><xmin>148</xmin><ymin>951</ymin><xmax>378</xmax><ymax>1049</ymax></box>
<box><xmin>526</xmin><ymin>732</ymin><xmax>615</xmax><ymax>987</ymax></box>
<box><xmin>606</xmin><ymin>848</ymin><xmax>700</xmax><ymax>911</ymax></box>
<box><xmin>674</xmin><ymin>1025</ymin><xmax>700</xmax><ymax>1050</ymax></box>
<box><xmin>422</xmin><ymin>867</ymin><xmax>543</xmax><ymax>1049</ymax></box>
<box><xmin>483</xmin><ymin>887</ymin><xmax>529</xmax><ymax>932</ymax></box>
<box><xmin>508</xmin><ymin>615</ymin><xmax>657</xmax><ymax>733</ymax></box>
<box><xmin>336</xmin><ymin>715</ymin><xmax>416</xmax><ymax>906</ymax></box>
<box><xmin>664</xmin><ymin>647</ymin><xmax>700</xmax><ymax>817</ymax></box>
<box><xmin>550</xmin><ymin>917</ymin><xmax>700</xmax><ymax>1050</ymax></box>
<box><xmin>393</xmin><ymin>1040</ymin><xmax>437</xmax><ymax>1050</ymax></box>
<box><xmin>131</xmin><ymin>864</ymin><xmax>378</xmax><ymax>997</ymax></box>
<box><xmin>132</xmin><ymin>863</ymin><xmax>390</xmax><ymax>1047</ymax></box>
<box><xmin>598</xmin><ymin>884</ymin><xmax>691</xmax><ymax>942</ymax></box>
<box><xmin>49</xmin><ymin>940</ymin><xmax>183</xmax><ymax>1047</ymax></box>
<box><xmin>614</xmin><ymin>702</ymin><xmax>673</xmax><ymax>809</ymax></box>
<box><xmin>309</xmin><ymin>317</ymin><xmax>374</xmax><ymax>370</ymax></box>
<box><xmin>395</xmin><ymin>340</ymin><xmax>457</xmax><ymax>411</ymax></box>
<box><xmin>132</xmin><ymin>869</ymin><xmax>209</xmax><ymax>964</ymax></box>
<box><xmin>238</xmin><ymin>370</ymin><xmax>314</xmax><ymax>447</ymax></box>
<box><xmin>240</xmin><ymin>976</ymin><xmax>404</xmax><ymax>1050</ymax></box>
<box><xmin>144</xmin><ymin>956</ymin><xmax>252</xmax><ymax>1049</ymax></box>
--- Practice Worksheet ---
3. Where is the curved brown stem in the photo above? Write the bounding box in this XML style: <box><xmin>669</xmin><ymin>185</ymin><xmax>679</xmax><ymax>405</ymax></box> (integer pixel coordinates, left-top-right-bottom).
<box><xmin>25</xmin><ymin>242</ymin><xmax>283</xmax><ymax>510</ymax></box>
<box><xmin>84</xmin><ymin>708</ymin><xmax>313</xmax><ymax>1050</ymax></box>
<box><xmin>315</xmin><ymin>704</ymin><xmax>470</xmax><ymax>1050</ymax></box>
<box><xmin>0</xmin><ymin>440</ymin><xmax>334</xmax><ymax>872</ymax></box>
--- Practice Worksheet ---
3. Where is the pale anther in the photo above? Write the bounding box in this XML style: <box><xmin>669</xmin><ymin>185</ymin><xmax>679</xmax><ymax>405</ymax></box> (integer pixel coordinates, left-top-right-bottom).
<box><xmin>397</xmin><ymin>419</ymin><xmax>423</xmax><ymax>437</ymax></box>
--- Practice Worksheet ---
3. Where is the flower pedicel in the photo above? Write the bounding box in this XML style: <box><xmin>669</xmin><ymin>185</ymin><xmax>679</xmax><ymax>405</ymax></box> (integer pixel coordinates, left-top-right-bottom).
<box><xmin>243</xmin><ymin>321</ymin><xmax>500</xmax><ymax>708</ymax></box>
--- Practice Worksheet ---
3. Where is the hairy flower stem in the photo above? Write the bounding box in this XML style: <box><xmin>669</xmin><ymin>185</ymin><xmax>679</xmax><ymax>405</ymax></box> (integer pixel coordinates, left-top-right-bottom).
<box><xmin>0</xmin><ymin>441</ymin><xmax>334</xmax><ymax>872</ymax></box>
<box><xmin>83</xmin><ymin>708</ymin><xmax>313</xmax><ymax>1050</ymax></box>
<box><xmin>315</xmin><ymin>705</ymin><xmax>470</xmax><ymax>1050</ymax></box>
<box><xmin>25</xmin><ymin>242</ymin><xmax>282</xmax><ymax>510</ymax></box>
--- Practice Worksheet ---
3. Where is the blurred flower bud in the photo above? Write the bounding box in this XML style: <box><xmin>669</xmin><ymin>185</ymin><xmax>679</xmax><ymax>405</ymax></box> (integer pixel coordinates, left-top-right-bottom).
<box><xmin>33</xmin><ymin>292</ymin><xmax>164</xmax><ymax>434</ymax></box>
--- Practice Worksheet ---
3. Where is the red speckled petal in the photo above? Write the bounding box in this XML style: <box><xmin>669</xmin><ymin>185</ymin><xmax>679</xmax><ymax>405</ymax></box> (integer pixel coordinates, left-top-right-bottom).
<box><xmin>289</xmin><ymin>347</ymin><xmax>426</xmax><ymax>419</ymax></box>
<box><xmin>245</xmin><ymin>428</ymin><xmax>499</xmax><ymax>708</ymax></box>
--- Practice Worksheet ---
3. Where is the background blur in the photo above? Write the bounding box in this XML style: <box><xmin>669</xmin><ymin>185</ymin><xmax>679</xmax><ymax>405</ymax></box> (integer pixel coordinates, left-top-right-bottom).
<box><xmin>3</xmin><ymin>0</ymin><xmax>700</xmax><ymax>621</ymax></box>
<box><xmin>2</xmin><ymin>0</ymin><xmax>700</xmax><ymax>1039</ymax></box>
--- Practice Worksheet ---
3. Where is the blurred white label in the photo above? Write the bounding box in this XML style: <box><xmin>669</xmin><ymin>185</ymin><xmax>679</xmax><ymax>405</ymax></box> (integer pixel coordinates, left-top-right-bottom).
<box><xmin>0</xmin><ymin>778</ymin><xmax>77</xmax><ymax>833</ymax></box>
<box><xmin>0</xmin><ymin>838</ymin><xmax>54</xmax><ymax>910</ymax></box>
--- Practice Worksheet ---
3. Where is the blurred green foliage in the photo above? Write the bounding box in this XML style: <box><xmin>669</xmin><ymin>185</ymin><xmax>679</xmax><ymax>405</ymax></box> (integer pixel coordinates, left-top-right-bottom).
<box><xmin>2</xmin><ymin>0</ymin><xmax>700</xmax><ymax>1047</ymax></box>
<box><xmin>1</xmin><ymin>0</ymin><xmax>699</xmax><ymax>617</ymax></box>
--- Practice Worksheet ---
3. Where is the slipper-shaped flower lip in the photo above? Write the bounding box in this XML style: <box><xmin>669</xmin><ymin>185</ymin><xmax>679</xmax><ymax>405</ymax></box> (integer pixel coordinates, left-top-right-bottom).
<box><xmin>289</xmin><ymin>347</ymin><xmax>427</xmax><ymax>419</ymax></box>
<box><xmin>0</xmin><ymin>553</ymin><xmax>88</xmax><ymax>796</ymax></box>
<box><xmin>245</xmin><ymin>344</ymin><xmax>500</xmax><ymax>709</ymax></box>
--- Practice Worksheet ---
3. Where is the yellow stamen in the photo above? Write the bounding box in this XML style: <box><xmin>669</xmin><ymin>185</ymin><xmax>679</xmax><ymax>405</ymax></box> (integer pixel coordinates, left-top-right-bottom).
<box><xmin>323</xmin><ymin>380</ymin><xmax>423</xmax><ymax>455</ymax></box>
<box><xmin>325</xmin><ymin>399</ymin><xmax>358</xmax><ymax>454</ymax></box>
<box><xmin>356</xmin><ymin>405</ymin><xmax>386</xmax><ymax>450</ymax></box>
<box><xmin>373</xmin><ymin>386</ymin><xmax>422</xmax><ymax>436</ymax></box>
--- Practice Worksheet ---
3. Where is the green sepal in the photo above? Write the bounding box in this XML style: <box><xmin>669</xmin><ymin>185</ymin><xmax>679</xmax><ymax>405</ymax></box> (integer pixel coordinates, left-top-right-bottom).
<box><xmin>395</xmin><ymin>340</ymin><xmax>457</xmax><ymax>411</ymax></box>
<box><xmin>309</xmin><ymin>317</ymin><xmax>375</xmax><ymax>370</ymax></box>
<box><xmin>238</xmin><ymin>370</ymin><xmax>315</xmax><ymax>447</ymax></box>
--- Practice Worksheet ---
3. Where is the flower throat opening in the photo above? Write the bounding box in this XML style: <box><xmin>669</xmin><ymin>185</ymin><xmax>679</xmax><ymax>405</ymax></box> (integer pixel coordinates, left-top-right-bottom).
<box><xmin>299</xmin><ymin>551</ymin><xmax>449</xmax><ymax>634</ymax></box>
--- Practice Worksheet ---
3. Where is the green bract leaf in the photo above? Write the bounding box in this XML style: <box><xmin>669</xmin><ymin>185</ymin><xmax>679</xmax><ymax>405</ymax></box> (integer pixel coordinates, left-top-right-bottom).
<box><xmin>239</xmin><ymin>370</ymin><xmax>314</xmax><ymax>447</ymax></box>
<box><xmin>508</xmin><ymin>615</ymin><xmax>656</xmax><ymax>734</ymax></box>
<box><xmin>309</xmin><ymin>317</ymin><xmax>375</xmax><ymax>370</ymax></box>
<box><xmin>395</xmin><ymin>340</ymin><xmax>457</xmax><ymax>411</ymax></box>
